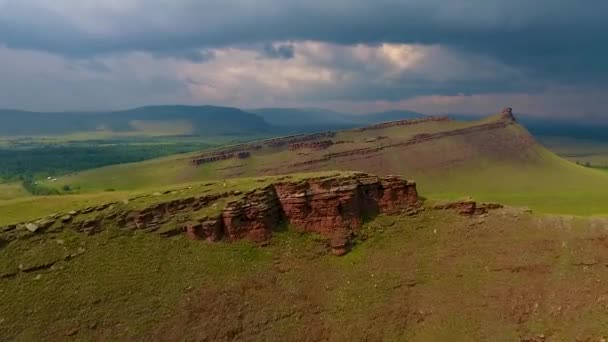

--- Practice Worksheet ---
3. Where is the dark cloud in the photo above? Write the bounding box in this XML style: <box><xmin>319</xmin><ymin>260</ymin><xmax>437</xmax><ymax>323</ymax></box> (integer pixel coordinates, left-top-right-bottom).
<box><xmin>1</xmin><ymin>0</ymin><xmax>608</xmax><ymax>114</ymax></box>
<box><xmin>1</xmin><ymin>1</ymin><xmax>606</xmax><ymax>64</ymax></box>
<box><xmin>1</xmin><ymin>0</ymin><xmax>607</xmax><ymax>87</ymax></box>
<box><xmin>261</xmin><ymin>43</ymin><xmax>295</xmax><ymax>59</ymax></box>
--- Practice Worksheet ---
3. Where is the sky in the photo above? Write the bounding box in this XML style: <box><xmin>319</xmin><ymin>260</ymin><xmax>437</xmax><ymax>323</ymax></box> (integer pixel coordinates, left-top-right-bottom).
<box><xmin>1</xmin><ymin>0</ymin><xmax>608</xmax><ymax>118</ymax></box>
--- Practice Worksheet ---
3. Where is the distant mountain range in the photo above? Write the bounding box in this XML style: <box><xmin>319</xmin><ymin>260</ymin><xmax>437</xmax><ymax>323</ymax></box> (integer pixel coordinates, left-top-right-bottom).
<box><xmin>0</xmin><ymin>106</ymin><xmax>271</xmax><ymax>137</ymax></box>
<box><xmin>0</xmin><ymin>105</ymin><xmax>427</xmax><ymax>137</ymax></box>
<box><xmin>0</xmin><ymin>105</ymin><xmax>605</xmax><ymax>141</ymax></box>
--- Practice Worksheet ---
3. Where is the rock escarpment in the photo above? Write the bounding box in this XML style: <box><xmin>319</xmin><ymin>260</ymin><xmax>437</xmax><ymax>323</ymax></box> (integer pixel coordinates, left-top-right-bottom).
<box><xmin>191</xmin><ymin>151</ymin><xmax>252</xmax><ymax>166</ymax></box>
<box><xmin>1</xmin><ymin>174</ymin><xmax>420</xmax><ymax>256</ymax></box>
<box><xmin>264</xmin><ymin>132</ymin><xmax>336</xmax><ymax>148</ymax></box>
<box><xmin>289</xmin><ymin>140</ymin><xmax>334</xmax><ymax>151</ymax></box>
<box><xmin>289</xmin><ymin>112</ymin><xmax>533</xmax><ymax>169</ymax></box>
<box><xmin>350</xmin><ymin>116</ymin><xmax>449</xmax><ymax>132</ymax></box>
<box><xmin>433</xmin><ymin>200</ymin><xmax>503</xmax><ymax>216</ymax></box>
<box><xmin>188</xmin><ymin>116</ymin><xmax>449</xmax><ymax>166</ymax></box>
<box><xmin>188</xmin><ymin>174</ymin><xmax>419</xmax><ymax>255</ymax></box>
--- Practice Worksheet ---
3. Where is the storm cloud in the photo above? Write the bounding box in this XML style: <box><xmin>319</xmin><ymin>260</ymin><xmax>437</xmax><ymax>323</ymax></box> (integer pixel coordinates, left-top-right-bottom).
<box><xmin>0</xmin><ymin>0</ymin><xmax>607</xmax><ymax>117</ymax></box>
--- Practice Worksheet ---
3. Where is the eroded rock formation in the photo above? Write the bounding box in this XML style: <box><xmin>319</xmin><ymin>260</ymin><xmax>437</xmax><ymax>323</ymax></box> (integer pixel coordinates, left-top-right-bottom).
<box><xmin>191</xmin><ymin>151</ymin><xmax>252</xmax><ymax>166</ymax></box>
<box><xmin>433</xmin><ymin>200</ymin><xmax>503</xmax><ymax>216</ymax></box>
<box><xmin>350</xmin><ymin>116</ymin><xmax>450</xmax><ymax>132</ymax></box>
<box><xmin>1</xmin><ymin>174</ymin><xmax>420</xmax><ymax>256</ymax></box>
<box><xmin>501</xmin><ymin>107</ymin><xmax>516</xmax><ymax>122</ymax></box>
<box><xmin>187</xmin><ymin>173</ymin><xmax>419</xmax><ymax>255</ymax></box>
<box><xmin>264</xmin><ymin>132</ymin><xmax>336</xmax><ymax>148</ymax></box>
<box><xmin>290</xmin><ymin>113</ymin><xmax>534</xmax><ymax>168</ymax></box>
<box><xmin>289</xmin><ymin>140</ymin><xmax>334</xmax><ymax>151</ymax></box>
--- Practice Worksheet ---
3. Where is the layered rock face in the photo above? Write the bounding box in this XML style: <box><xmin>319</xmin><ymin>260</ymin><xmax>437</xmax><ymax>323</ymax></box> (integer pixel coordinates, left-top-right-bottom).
<box><xmin>2</xmin><ymin>174</ymin><xmax>419</xmax><ymax>256</ymax></box>
<box><xmin>187</xmin><ymin>174</ymin><xmax>419</xmax><ymax>254</ymax></box>
<box><xmin>273</xmin><ymin>175</ymin><xmax>418</xmax><ymax>254</ymax></box>
<box><xmin>289</xmin><ymin>111</ymin><xmax>533</xmax><ymax>169</ymax></box>
<box><xmin>221</xmin><ymin>186</ymin><xmax>282</xmax><ymax>242</ymax></box>
<box><xmin>288</xmin><ymin>140</ymin><xmax>334</xmax><ymax>151</ymax></box>
<box><xmin>433</xmin><ymin>200</ymin><xmax>504</xmax><ymax>216</ymax></box>
<box><xmin>350</xmin><ymin>116</ymin><xmax>449</xmax><ymax>132</ymax></box>
<box><xmin>191</xmin><ymin>150</ymin><xmax>252</xmax><ymax>166</ymax></box>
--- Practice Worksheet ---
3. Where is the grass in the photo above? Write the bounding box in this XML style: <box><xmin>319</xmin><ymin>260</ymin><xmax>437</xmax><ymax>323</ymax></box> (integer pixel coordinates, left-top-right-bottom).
<box><xmin>4</xmin><ymin>208</ymin><xmax>608</xmax><ymax>339</ymax></box>
<box><xmin>0</xmin><ymin>171</ymin><xmax>351</xmax><ymax>226</ymax></box>
<box><xmin>0</xmin><ymin>227</ymin><xmax>272</xmax><ymax>340</ymax></box>
<box><xmin>0</xmin><ymin>191</ymin><xmax>134</xmax><ymax>226</ymax></box>
<box><xmin>539</xmin><ymin>136</ymin><xmax>608</xmax><ymax>168</ymax></box>
<box><xmin>416</xmin><ymin>144</ymin><xmax>608</xmax><ymax>216</ymax></box>
<box><xmin>0</xmin><ymin>183</ymin><xmax>29</xmax><ymax>200</ymax></box>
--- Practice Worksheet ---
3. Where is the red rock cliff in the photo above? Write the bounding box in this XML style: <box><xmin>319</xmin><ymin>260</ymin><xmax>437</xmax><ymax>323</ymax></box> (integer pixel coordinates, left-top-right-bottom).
<box><xmin>4</xmin><ymin>173</ymin><xmax>419</xmax><ymax>256</ymax></box>
<box><xmin>188</xmin><ymin>173</ymin><xmax>420</xmax><ymax>255</ymax></box>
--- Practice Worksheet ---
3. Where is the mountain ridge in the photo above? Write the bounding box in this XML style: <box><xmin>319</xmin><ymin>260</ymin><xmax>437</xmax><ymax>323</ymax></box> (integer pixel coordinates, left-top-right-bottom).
<box><xmin>0</xmin><ymin>105</ymin><xmax>270</xmax><ymax>136</ymax></box>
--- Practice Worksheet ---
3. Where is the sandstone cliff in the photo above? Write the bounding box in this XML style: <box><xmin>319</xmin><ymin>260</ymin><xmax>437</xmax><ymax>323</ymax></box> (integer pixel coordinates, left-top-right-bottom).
<box><xmin>1</xmin><ymin>173</ymin><xmax>420</xmax><ymax>256</ymax></box>
<box><xmin>189</xmin><ymin>174</ymin><xmax>419</xmax><ymax>255</ymax></box>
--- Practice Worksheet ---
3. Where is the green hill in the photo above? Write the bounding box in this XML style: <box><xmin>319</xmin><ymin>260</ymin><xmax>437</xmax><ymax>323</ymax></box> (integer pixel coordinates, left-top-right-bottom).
<box><xmin>36</xmin><ymin>110</ymin><xmax>608</xmax><ymax>215</ymax></box>
<box><xmin>2</xmin><ymin>173</ymin><xmax>608</xmax><ymax>340</ymax></box>
<box><xmin>4</xmin><ymin>111</ymin><xmax>608</xmax><ymax>340</ymax></box>
<box><xmin>0</xmin><ymin>105</ymin><xmax>271</xmax><ymax>137</ymax></box>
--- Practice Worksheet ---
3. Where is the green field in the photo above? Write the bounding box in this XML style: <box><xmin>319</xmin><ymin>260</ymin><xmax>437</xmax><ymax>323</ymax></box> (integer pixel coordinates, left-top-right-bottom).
<box><xmin>0</xmin><ymin>183</ymin><xmax>30</xmax><ymax>200</ymax></box>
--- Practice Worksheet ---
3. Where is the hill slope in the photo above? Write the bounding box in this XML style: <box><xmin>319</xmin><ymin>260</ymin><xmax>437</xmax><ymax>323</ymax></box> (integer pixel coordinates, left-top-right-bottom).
<box><xmin>2</xmin><ymin>175</ymin><xmax>608</xmax><ymax>340</ymax></box>
<box><xmin>251</xmin><ymin>107</ymin><xmax>426</xmax><ymax>131</ymax></box>
<box><xmin>0</xmin><ymin>105</ymin><xmax>271</xmax><ymax>136</ymax></box>
<box><xmin>40</xmin><ymin>109</ymin><xmax>608</xmax><ymax>215</ymax></box>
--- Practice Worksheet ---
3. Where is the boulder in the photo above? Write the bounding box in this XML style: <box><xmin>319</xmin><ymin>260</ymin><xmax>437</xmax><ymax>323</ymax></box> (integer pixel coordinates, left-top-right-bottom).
<box><xmin>25</xmin><ymin>223</ymin><xmax>39</xmax><ymax>232</ymax></box>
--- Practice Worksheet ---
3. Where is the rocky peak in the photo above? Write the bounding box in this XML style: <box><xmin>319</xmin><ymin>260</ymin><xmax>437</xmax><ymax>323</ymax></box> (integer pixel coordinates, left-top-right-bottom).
<box><xmin>501</xmin><ymin>107</ymin><xmax>516</xmax><ymax>122</ymax></box>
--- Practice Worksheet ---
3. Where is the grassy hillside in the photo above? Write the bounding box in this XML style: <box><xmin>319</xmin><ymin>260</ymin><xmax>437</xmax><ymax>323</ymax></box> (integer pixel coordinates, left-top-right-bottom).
<box><xmin>539</xmin><ymin>136</ymin><xmax>608</xmax><ymax>168</ymax></box>
<box><xmin>2</xmin><ymin>197</ymin><xmax>608</xmax><ymax>340</ymax></box>
<box><xmin>37</xmin><ymin>113</ymin><xmax>608</xmax><ymax>216</ymax></box>
<box><xmin>0</xmin><ymin>105</ymin><xmax>270</xmax><ymax>137</ymax></box>
<box><xmin>0</xmin><ymin>183</ymin><xmax>30</xmax><ymax>200</ymax></box>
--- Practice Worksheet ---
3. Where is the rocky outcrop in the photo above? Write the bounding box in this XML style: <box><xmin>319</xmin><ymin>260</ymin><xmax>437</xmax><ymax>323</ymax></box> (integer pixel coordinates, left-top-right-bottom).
<box><xmin>189</xmin><ymin>132</ymin><xmax>336</xmax><ymax>165</ymax></box>
<box><xmin>433</xmin><ymin>200</ymin><xmax>503</xmax><ymax>216</ymax></box>
<box><xmin>192</xmin><ymin>151</ymin><xmax>251</xmax><ymax>166</ymax></box>
<box><xmin>184</xmin><ymin>174</ymin><xmax>420</xmax><ymax>255</ymax></box>
<box><xmin>290</xmin><ymin>114</ymin><xmax>533</xmax><ymax>168</ymax></box>
<box><xmin>264</xmin><ymin>132</ymin><xmax>336</xmax><ymax>148</ymax></box>
<box><xmin>364</xmin><ymin>136</ymin><xmax>388</xmax><ymax>143</ymax></box>
<box><xmin>289</xmin><ymin>140</ymin><xmax>334</xmax><ymax>151</ymax></box>
<box><xmin>350</xmin><ymin>116</ymin><xmax>450</xmax><ymax>132</ymax></box>
<box><xmin>501</xmin><ymin>107</ymin><xmax>516</xmax><ymax>122</ymax></box>
<box><xmin>221</xmin><ymin>186</ymin><xmax>282</xmax><ymax>242</ymax></box>
<box><xmin>272</xmin><ymin>175</ymin><xmax>418</xmax><ymax>254</ymax></box>
<box><xmin>1</xmin><ymin>174</ymin><xmax>420</xmax><ymax>256</ymax></box>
